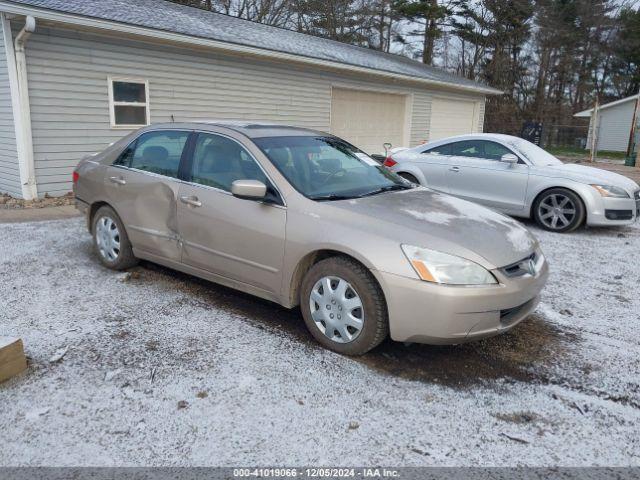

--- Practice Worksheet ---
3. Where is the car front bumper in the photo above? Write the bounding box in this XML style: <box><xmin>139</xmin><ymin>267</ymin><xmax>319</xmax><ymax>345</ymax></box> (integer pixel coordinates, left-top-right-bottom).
<box><xmin>586</xmin><ymin>195</ymin><xmax>639</xmax><ymax>226</ymax></box>
<box><xmin>374</xmin><ymin>260</ymin><xmax>549</xmax><ymax>344</ymax></box>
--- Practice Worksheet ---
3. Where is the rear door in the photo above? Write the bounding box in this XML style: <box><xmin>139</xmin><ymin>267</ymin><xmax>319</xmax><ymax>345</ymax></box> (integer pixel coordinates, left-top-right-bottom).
<box><xmin>177</xmin><ymin>131</ymin><xmax>286</xmax><ymax>296</ymax></box>
<box><xmin>445</xmin><ymin>140</ymin><xmax>529</xmax><ymax>212</ymax></box>
<box><xmin>104</xmin><ymin>129</ymin><xmax>191</xmax><ymax>261</ymax></box>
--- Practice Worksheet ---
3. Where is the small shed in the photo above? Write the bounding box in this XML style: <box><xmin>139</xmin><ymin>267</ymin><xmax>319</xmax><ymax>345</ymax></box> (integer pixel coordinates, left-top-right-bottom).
<box><xmin>574</xmin><ymin>94</ymin><xmax>640</xmax><ymax>153</ymax></box>
<box><xmin>0</xmin><ymin>0</ymin><xmax>499</xmax><ymax>199</ymax></box>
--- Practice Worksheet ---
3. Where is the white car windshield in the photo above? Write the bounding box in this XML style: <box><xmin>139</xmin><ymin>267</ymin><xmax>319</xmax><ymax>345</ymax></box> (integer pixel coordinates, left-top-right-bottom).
<box><xmin>509</xmin><ymin>138</ymin><xmax>563</xmax><ymax>166</ymax></box>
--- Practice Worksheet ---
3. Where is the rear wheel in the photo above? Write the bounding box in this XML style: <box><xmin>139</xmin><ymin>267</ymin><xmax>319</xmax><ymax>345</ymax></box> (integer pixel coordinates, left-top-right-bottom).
<box><xmin>398</xmin><ymin>172</ymin><xmax>420</xmax><ymax>185</ymax></box>
<box><xmin>533</xmin><ymin>188</ymin><xmax>585</xmax><ymax>233</ymax></box>
<box><xmin>92</xmin><ymin>206</ymin><xmax>138</xmax><ymax>270</ymax></box>
<box><xmin>300</xmin><ymin>257</ymin><xmax>388</xmax><ymax>355</ymax></box>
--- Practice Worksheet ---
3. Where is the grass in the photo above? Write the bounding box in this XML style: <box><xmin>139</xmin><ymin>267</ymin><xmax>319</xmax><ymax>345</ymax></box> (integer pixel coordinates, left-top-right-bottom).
<box><xmin>545</xmin><ymin>146</ymin><xmax>628</xmax><ymax>160</ymax></box>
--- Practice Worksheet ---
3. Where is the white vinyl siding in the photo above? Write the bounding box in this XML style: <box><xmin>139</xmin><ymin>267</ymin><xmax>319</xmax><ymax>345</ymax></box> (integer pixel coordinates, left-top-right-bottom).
<box><xmin>0</xmin><ymin>18</ymin><xmax>20</xmax><ymax>196</ymax></box>
<box><xmin>17</xmin><ymin>24</ymin><xmax>486</xmax><ymax>196</ymax></box>
<box><xmin>586</xmin><ymin>101</ymin><xmax>635</xmax><ymax>152</ymax></box>
<box><xmin>410</xmin><ymin>92</ymin><xmax>431</xmax><ymax>146</ymax></box>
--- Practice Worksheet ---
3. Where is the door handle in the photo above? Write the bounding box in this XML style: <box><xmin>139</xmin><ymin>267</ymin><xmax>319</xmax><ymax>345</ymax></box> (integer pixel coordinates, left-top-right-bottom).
<box><xmin>109</xmin><ymin>176</ymin><xmax>126</xmax><ymax>185</ymax></box>
<box><xmin>449</xmin><ymin>166</ymin><xmax>460</xmax><ymax>172</ymax></box>
<box><xmin>180</xmin><ymin>195</ymin><xmax>202</xmax><ymax>207</ymax></box>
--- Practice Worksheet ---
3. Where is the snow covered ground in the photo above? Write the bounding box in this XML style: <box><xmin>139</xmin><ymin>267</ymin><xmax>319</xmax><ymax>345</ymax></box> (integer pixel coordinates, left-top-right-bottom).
<box><xmin>0</xmin><ymin>217</ymin><xmax>639</xmax><ymax>466</ymax></box>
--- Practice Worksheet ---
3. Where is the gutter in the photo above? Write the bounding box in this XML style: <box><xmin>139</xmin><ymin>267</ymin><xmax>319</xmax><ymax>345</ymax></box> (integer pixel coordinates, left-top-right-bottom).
<box><xmin>0</xmin><ymin>1</ymin><xmax>501</xmax><ymax>96</ymax></box>
<box><xmin>1</xmin><ymin>12</ymin><xmax>37</xmax><ymax>199</ymax></box>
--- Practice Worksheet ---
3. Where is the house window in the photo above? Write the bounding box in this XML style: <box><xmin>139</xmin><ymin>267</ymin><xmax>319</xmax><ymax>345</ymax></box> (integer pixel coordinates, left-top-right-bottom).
<box><xmin>108</xmin><ymin>77</ymin><xmax>150</xmax><ymax>128</ymax></box>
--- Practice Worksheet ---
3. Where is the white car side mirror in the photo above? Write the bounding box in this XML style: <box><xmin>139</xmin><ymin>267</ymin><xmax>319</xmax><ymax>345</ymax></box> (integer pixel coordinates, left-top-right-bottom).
<box><xmin>500</xmin><ymin>153</ymin><xmax>518</xmax><ymax>164</ymax></box>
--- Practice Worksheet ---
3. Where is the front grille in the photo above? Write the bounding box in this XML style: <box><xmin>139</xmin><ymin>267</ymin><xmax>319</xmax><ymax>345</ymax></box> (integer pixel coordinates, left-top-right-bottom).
<box><xmin>500</xmin><ymin>298</ymin><xmax>536</xmax><ymax>325</ymax></box>
<box><xmin>501</xmin><ymin>253</ymin><xmax>537</xmax><ymax>278</ymax></box>
<box><xmin>500</xmin><ymin>304</ymin><xmax>524</xmax><ymax>319</ymax></box>
<box><xmin>634</xmin><ymin>190</ymin><xmax>640</xmax><ymax>201</ymax></box>
<box><xmin>605</xmin><ymin>209</ymin><xmax>633</xmax><ymax>221</ymax></box>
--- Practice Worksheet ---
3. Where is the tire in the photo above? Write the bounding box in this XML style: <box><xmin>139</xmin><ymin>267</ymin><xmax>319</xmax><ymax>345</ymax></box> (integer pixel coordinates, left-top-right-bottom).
<box><xmin>92</xmin><ymin>205</ymin><xmax>138</xmax><ymax>270</ymax></box>
<box><xmin>300</xmin><ymin>256</ymin><xmax>388</xmax><ymax>355</ymax></box>
<box><xmin>398</xmin><ymin>172</ymin><xmax>420</xmax><ymax>185</ymax></box>
<box><xmin>532</xmin><ymin>188</ymin><xmax>585</xmax><ymax>233</ymax></box>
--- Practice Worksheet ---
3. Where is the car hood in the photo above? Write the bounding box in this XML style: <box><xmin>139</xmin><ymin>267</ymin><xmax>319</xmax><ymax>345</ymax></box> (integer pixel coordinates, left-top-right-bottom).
<box><xmin>330</xmin><ymin>188</ymin><xmax>537</xmax><ymax>269</ymax></box>
<box><xmin>543</xmin><ymin>164</ymin><xmax>639</xmax><ymax>192</ymax></box>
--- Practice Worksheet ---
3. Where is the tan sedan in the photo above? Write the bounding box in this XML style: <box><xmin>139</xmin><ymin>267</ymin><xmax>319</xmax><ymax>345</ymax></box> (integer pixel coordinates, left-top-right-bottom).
<box><xmin>73</xmin><ymin>122</ymin><xmax>548</xmax><ymax>355</ymax></box>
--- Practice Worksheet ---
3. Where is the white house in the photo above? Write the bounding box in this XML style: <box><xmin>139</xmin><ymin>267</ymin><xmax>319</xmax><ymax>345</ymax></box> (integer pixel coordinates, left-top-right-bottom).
<box><xmin>0</xmin><ymin>0</ymin><xmax>499</xmax><ymax>200</ymax></box>
<box><xmin>574</xmin><ymin>94</ymin><xmax>639</xmax><ymax>153</ymax></box>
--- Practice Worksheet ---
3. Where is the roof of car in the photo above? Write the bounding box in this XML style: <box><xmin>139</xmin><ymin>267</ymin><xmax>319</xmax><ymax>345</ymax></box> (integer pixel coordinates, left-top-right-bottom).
<box><xmin>146</xmin><ymin>121</ymin><xmax>329</xmax><ymax>139</ymax></box>
<box><xmin>5</xmin><ymin>0</ymin><xmax>502</xmax><ymax>94</ymax></box>
<box><xmin>422</xmin><ymin>133</ymin><xmax>521</xmax><ymax>146</ymax></box>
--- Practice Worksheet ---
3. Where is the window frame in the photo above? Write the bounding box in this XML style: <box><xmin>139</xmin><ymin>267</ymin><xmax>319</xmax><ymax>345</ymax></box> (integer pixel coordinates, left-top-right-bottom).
<box><xmin>108</xmin><ymin>76</ymin><xmax>151</xmax><ymax>129</ymax></box>
<box><xmin>183</xmin><ymin>131</ymin><xmax>286</xmax><ymax>207</ymax></box>
<box><xmin>112</xmin><ymin>129</ymin><xmax>192</xmax><ymax>181</ymax></box>
<box><xmin>422</xmin><ymin>143</ymin><xmax>453</xmax><ymax>156</ymax></box>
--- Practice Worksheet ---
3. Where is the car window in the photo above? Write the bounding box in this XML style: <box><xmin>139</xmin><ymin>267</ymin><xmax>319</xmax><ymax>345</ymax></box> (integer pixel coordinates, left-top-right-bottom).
<box><xmin>116</xmin><ymin>130</ymin><xmax>189</xmax><ymax>178</ymax></box>
<box><xmin>190</xmin><ymin>133</ymin><xmax>269</xmax><ymax>192</ymax></box>
<box><xmin>422</xmin><ymin>143</ymin><xmax>452</xmax><ymax>156</ymax></box>
<box><xmin>449</xmin><ymin>141</ymin><xmax>485</xmax><ymax>158</ymax></box>
<box><xmin>254</xmin><ymin>136</ymin><xmax>407</xmax><ymax>200</ymax></box>
<box><xmin>481</xmin><ymin>141</ymin><xmax>515</xmax><ymax>161</ymax></box>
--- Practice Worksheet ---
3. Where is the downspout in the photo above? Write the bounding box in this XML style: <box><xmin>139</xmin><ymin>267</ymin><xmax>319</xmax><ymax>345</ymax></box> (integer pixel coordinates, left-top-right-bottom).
<box><xmin>12</xmin><ymin>15</ymin><xmax>37</xmax><ymax>199</ymax></box>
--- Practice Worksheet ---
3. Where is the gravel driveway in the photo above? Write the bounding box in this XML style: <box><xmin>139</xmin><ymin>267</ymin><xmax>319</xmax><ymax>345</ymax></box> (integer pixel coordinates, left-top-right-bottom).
<box><xmin>0</xmin><ymin>217</ymin><xmax>639</xmax><ymax>466</ymax></box>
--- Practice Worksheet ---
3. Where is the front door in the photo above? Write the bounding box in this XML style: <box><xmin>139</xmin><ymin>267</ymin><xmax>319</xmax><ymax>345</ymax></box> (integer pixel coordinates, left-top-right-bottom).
<box><xmin>445</xmin><ymin>140</ymin><xmax>529</xmax><ymax>212</ymax></box>
<box><xmin>103</xmin><ymin>129</ymin><xmax>191</xmax><ymax>261</ymax></box>
<box><xmin>177</xmin><ymin>132</ymin><xmax>287</xmax><ymax>296</ymax></box>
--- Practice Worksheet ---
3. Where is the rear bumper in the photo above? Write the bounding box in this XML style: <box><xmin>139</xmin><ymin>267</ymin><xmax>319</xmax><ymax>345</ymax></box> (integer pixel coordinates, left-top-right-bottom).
<box><xmin>374</xmin><ymin>260</ymin><xmax>549</xmax><ymax>344</ymax></box>
<box><xmin>74</xmin><ymin>197</ymin><xmax>91</xmax><ymax>231</ymax></box>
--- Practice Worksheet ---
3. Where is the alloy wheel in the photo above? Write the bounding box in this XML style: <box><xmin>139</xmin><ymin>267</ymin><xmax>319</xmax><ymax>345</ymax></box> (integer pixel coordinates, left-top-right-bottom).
<box><xmin>309</xmin><ymin>276</ymin><xmax>365</xmax><ymax>344</ymax></box>
<box><xmin>95</xmin><ymin>216</ymin><xmax>121</xmax><ymax>262</ymax></box>
<box><xmin>537</xmin><ymin>193</ymin><xmax>577</xmax><ymax>230</ymax></box>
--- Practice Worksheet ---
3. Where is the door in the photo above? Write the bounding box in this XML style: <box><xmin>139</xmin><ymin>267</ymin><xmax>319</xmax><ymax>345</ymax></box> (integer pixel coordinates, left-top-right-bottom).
<box><xmin>429</xmin><ymin>98</ymin><xmax>478</xmax><ymax>141</ymax></box>
<box><xmin>177</xmin><ymin>132</ymin><xmax>286</xmax><ymax>295</ymax></box>
<box><xmin>330</xmin><ymin>87</ymin><xmax>407</xmax><ymax>154</ymax></box>
<box><xmin>411</xmin><ymin>142</ymin><xmax>453</xmax><ymax>193</ymax></box>
<box><xmin>445</xmin><ymin>140</ymin><xmax>529</xmax><ymax>212</ymax></box>
<box><xmin>104</xmin><ymin>129</ymin><xmax>191</xmax><ymax>261</ymax></box>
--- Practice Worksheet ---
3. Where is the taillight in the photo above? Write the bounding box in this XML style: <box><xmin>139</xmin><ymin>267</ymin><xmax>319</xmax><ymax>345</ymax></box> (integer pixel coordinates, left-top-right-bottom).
<box><xmin>72</xmin><ymin>171</ymin><xmax>79</xmax><ymax>184</ymax></box>
<box><xmin>383</xmin><ymin>156</ymin><xmax>397</xmax><ymax>168</ymax></box>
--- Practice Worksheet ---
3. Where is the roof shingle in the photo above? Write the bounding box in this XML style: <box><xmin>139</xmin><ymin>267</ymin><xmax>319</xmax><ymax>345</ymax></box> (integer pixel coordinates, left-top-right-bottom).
<box><xmin>5</xmin><ymin>0</ymin><xmax>499</xmax><ymax>93</ymax></box>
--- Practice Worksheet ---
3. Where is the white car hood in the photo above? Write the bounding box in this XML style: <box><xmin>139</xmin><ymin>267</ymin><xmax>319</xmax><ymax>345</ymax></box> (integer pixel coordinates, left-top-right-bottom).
<box><xmin>543</xmin><ymin>164</ymin><xmax>639</xmax><ymax>193</ymax></box>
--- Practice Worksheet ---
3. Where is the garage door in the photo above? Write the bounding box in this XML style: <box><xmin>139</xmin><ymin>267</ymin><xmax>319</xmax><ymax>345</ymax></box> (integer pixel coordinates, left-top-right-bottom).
<box><xmin>429</xmin><ymin>97</ymin><xmax>478</xmax><ymax>141</ymax></box>
<box><xmin>330</xmin><ymin>88</ymin><xmax>406</xmax><ymax>154</ymax></box>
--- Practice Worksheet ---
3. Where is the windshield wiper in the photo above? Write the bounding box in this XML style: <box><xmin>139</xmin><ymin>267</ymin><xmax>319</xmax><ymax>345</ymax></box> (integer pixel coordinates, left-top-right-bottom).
<box><xmin>310</xmin><ymin>194</ymin><xmax>358</xmax><ymax>202</ymax></box>
<box><xmin>356</xmin><ymin>184</ymin><xmax>413</xmax><ymax>198</ymax></box>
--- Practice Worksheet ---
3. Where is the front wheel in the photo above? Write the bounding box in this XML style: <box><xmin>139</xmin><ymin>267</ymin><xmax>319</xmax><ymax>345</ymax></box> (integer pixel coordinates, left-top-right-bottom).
<box><xmin>300</xmin><ymin>257</ymin><xmax>388</xmax><ymax>355</ymax></box>
<box><xmin>533</xmin><ymin>188</ymin><xmax>585</xmax><ymax>233</ymax></box>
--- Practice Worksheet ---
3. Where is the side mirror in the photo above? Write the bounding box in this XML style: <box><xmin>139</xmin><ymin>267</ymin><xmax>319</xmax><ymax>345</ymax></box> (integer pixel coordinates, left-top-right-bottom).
<box><xmin>231</xmin><ymin>179</ymin><xmax>267</xmax><ymax>200</ymax></box>
<box><xmin>500</xmin><ymin>153</ymin><xmax>518</xmax><ymax>164</ymax></box>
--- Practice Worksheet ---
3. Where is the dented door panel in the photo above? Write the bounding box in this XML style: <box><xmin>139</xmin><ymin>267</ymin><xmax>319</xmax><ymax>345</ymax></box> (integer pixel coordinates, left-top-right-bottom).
<box><xmin>104</xmin><ymin>166</ymin><xmax>182</xmax><ymax>261</ymax></box>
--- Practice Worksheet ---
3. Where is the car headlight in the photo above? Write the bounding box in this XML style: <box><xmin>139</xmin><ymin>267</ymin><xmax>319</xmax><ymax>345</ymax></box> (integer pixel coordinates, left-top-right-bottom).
<box><xmin>401</xmin><ymin>244</ymin><xmax>497</xmax><ymax>285</ymax></box>
<box><xmin>590</xmin><ymin>184</ymin><xmax>630</xmax><ymax>198</ymax></box>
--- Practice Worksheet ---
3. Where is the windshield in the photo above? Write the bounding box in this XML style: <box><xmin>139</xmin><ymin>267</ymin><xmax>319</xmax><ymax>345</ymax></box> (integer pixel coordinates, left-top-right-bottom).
<box><xmin>254</xmin><ymin>135</ymin><xmax>411</xmax><ymax>200</ymax></box>
<box><xmin>509</xmin><ymin>138</ymin><xmax>563</xmax><ymax>166</ymax></box>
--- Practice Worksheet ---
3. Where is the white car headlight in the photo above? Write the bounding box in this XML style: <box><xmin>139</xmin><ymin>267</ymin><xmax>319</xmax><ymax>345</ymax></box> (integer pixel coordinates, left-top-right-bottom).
<box><xmin>590</xmin><ymin>184</ymin><xmax>630</xmax><ymax>198</ymax></box>
<box><xmin>401</xmin><ymin>244</ymin><xmax>497</xmax><ymax>285</ymax></box>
